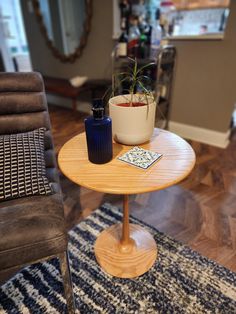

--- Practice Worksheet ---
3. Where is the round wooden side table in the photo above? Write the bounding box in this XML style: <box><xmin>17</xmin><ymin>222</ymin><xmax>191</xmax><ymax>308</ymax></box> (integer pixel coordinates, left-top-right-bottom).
<box><xmin>58</xmin><ymin>128</ymin><xmax>196</xmax><ymax>278</ymax></box>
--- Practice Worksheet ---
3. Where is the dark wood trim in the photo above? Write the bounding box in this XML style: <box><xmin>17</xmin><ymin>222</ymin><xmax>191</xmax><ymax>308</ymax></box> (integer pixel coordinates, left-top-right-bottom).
<box><xmin>43</xmin><ymin>76</ymin><xmax>111</xmax><ymax>110</ymax></box>
<box><xmin>32</xmin><ymin>0</ymin><xmax>93</xmax><ymax>63</ymax></box>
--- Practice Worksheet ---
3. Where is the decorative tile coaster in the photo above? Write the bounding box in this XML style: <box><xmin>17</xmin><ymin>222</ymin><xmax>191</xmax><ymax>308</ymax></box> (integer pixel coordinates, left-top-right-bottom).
<box><xmin>118</xmin><ymin>146</ymin><xmax>162</xmax><ymax>169</ymax></box>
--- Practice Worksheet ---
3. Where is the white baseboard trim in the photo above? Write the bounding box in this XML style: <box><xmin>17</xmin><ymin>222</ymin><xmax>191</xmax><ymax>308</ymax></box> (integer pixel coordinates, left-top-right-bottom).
<box><xmin>168</xmin><ymin>121</ymin><xmax>230</xmax><ymax>148</ymax></box>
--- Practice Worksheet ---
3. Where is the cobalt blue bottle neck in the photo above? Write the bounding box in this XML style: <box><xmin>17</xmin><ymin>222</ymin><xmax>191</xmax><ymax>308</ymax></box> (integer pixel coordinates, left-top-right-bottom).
<box><xmin>92</xmin><ymin>107</ymin><xmax>104</xmax><ymax>120</ymax></box>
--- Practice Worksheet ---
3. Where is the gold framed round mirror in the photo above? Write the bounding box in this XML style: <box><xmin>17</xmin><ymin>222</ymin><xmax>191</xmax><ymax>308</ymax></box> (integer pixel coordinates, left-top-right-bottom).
<box><xmin>32</xmin><ymin>0</ymin><xmax>92</xmax><ymax>63</ymax></box>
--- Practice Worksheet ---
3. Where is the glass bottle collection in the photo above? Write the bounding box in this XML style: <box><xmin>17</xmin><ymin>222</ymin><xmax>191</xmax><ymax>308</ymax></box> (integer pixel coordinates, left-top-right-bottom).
<box><xmin>116</xmin><ymin>0</ymin><xmax>175</xmax><ymax>59</ymax></box>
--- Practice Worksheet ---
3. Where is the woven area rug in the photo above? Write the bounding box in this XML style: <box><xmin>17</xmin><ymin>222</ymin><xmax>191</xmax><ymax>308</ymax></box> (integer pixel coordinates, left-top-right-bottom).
<box><xmin>0</xmin><ymin>203</ymin><xmax>236</xmax><ymax>314</ymax></box>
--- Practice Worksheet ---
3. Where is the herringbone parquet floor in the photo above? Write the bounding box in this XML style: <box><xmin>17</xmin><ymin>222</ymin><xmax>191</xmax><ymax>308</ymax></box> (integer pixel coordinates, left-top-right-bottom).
<box><xmin>49</xmin><ymin>105</ymin><xmax>236</xmax><ymax>272</ymax></box>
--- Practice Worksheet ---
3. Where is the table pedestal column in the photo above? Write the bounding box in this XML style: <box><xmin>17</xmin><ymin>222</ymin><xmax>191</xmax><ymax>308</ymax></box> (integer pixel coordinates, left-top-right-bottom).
<box><xmin>94</xmin><ymin>195</ymin><xmax>157</xmax><ymax>278</ymax></box>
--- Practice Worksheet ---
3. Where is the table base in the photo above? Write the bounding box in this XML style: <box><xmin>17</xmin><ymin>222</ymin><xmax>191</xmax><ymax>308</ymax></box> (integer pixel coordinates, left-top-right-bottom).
<box><xmin>94</xmin><ymin>223</ymin><xmax>157</xmax><ymax>278</ymax></box>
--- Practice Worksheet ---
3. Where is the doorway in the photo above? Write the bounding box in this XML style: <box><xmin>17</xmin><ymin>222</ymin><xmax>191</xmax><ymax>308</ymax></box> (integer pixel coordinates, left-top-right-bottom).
<box><xmin>0</xmin><ymin>0</ymin><xmax>32</xmax><ymax>72</ymax></box>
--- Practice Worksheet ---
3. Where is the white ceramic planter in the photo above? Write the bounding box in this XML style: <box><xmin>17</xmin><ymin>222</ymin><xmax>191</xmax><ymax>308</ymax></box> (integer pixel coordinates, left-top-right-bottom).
<box><xmin>109</xmin><ymin>94</ymin><xmax>156</xmax><ymax>145</ymax></box>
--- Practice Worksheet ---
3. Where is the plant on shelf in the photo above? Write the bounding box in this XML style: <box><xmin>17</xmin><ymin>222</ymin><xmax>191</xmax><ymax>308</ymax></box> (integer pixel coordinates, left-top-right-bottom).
<box><xmin>106</xmin><ymin>57</ymin><xmax>163</xmax><ymax>145</ymax></box>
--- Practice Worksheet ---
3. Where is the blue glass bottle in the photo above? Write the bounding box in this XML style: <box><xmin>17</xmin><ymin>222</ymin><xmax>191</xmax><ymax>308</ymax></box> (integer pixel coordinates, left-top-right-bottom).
<box><xmin>84</xmin><ymin>99</ymin><xmax>113</xmax><ymax>164</ymax></box>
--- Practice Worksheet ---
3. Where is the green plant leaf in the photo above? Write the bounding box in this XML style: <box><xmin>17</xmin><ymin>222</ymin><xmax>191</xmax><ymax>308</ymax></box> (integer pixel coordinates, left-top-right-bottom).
<box><xmin>116</xmin><ymin>72</ymin><xmax>130</xmax><ymax>77</ymax></box>
<box><xmin>136</xmin><ymin>62</ymin><xmax>156</xmax><ymax>75</ymax></box>
<box><xmin>138</xmin><ymin>75</ymin><xmax>151</xmax><ymax>81</ymax></box>
<box><xmin>109</xmin><ymin>56</ymin><xmax>157</xmax><ymax>107</ymax></box>
<box><xmin>137</xmin><ymin>81</ymin><xmax>151</xmax><ymax>94</ymax></box>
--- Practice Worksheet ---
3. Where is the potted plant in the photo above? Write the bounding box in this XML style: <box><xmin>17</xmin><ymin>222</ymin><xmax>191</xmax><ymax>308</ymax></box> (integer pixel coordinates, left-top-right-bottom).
<box><xmin>108</xmin><ymin>58</ymin><xmax>158</xmax><ymax>145</ymax></box>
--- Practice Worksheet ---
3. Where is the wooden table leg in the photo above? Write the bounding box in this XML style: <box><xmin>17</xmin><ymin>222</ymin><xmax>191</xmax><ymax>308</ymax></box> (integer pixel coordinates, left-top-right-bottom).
<box><xmin>94</xmin><ymin>195</ymin><xmax>158</xmax><ymax>278</ymax></box>
<box><xmin>121</xmin><ymin>194</ymin><xmax>130</xmax><ymax>244</ymax></box>
<box><xmin>119</xmin><ymin>195</ymin><xmax>135</xmax><ymax>253</ymax></box>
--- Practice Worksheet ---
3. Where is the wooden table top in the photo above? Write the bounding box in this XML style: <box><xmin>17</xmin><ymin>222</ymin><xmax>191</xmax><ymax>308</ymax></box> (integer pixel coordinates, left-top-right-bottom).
<box><xmin>58</xmin><ymin>128</ymin><xmax>196</xmax><ymax>195</ymax></box>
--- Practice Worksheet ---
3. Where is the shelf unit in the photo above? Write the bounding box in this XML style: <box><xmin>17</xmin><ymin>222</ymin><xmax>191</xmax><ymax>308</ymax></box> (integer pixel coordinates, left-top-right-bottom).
<box><xmin>156</xmin><ymin>45</ymin><xmax>176</xmax><ymax>129</ymax></box>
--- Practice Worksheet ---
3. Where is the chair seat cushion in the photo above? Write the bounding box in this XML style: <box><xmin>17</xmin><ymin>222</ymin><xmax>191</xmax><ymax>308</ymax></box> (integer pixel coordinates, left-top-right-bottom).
<box><xmin>0</xmin><ymin>128</ymin><xmax>53</xmax><ymax>201</ymax></box>
<box><xmin>0</xmin><ymin>194</ymin><xmax>67</xmax><ymax>270</ymax></box>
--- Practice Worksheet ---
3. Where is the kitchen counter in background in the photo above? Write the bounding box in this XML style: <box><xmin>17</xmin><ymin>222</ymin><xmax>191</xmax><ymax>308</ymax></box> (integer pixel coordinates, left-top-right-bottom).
<box><xmin>166</xmin><ymin>33</ymin><xmax>224</xmax><ymax>41</ymax></box>
<box><xmin>169</xmin><ymin>7</ymin><xmax>229</xmax><ymax>39</ymax></box>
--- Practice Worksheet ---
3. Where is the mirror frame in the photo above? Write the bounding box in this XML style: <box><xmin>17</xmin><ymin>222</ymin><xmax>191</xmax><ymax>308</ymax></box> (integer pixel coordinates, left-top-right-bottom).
<box><xmin>32</xmin><ymin>0</ymin><xmax>92</xmax><ymax>63</ymax></box>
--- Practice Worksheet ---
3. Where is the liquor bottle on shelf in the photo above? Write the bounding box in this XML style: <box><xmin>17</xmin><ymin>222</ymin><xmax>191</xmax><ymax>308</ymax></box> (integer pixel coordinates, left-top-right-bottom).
<box><xmin>150</xmin><ymin>18</ymin><xmax>162</xmax><ymax>59</ymax></box>
<box><xmin>128</xmin><ymin>16</ymin><xmax>140</xmax><ymax>58</ymax></box>
<box><xmin>138</xmin><ymin>33</ymin><xmax>148</xmax><ymax>59</ymax></box>
<box><xmin>119</xmin><ymin>0</ymin><xmax>131</xmax><ymax>20</ymax></box>
<box><xmin>84</xmin><ymin>99</ymin><xmax>113</xmax><ymax>164</ymax></box>
<box><xmin>116</xmin><ymin>30</ymin><xmax>128</xmax><ymax>58</ymax></box>
<box><xmin>138</xmin><ymin>13</ymin><xmax>151</xmax><ymax>59</ymax></box>
<box><xmin>119</xmin><ymin>0</ymin><xmax>130</xmax><ymax>34</ymax></box>
<box><xmin>160</xmin><ymin>0</ymin><xmax>175</xmax><ymax>37</ymax></box>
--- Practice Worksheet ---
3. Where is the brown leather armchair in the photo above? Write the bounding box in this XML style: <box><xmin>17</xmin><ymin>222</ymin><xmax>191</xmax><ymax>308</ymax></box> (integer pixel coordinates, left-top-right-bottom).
<box><xmin>0</xmin><ymin>72</ymin><xmax>75</xmax><ymax>313</ymax></box>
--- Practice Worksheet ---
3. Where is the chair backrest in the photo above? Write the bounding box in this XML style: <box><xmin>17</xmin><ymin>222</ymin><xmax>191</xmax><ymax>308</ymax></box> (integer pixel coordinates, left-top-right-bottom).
<box><xmin>0</xmin><ymin>72</ymin><xmax>59</xmax><ymax>190</ymax></box>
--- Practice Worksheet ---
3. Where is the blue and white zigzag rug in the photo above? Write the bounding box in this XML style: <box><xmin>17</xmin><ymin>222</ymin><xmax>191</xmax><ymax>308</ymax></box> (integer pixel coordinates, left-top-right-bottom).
<box><xmin>0</xmin><ymin>204</ymin><xmax>236</xmax><ymax>313</ymax></box>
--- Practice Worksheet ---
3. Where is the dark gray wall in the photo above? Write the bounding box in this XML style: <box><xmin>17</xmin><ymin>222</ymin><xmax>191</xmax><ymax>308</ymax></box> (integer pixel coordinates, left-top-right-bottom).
<box><xmin>21</xmin><ymin>0</ymin><xmax>114</xmax><ymax>79</ymax></box>
<box><xmin>170</xmin><ymin>1</ymin><xmax>236</xmax><ymax>133</ymax></box>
